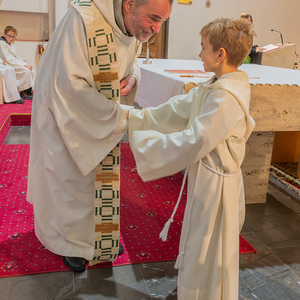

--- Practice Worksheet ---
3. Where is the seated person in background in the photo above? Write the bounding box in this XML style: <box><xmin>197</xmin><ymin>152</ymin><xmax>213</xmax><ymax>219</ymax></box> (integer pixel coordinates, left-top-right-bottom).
<box><xmin>239</xmin><ymin>13</ymin><xmax>262</xmax><ymax>62</ymax></box>
<box><xmin>0</xmin><ymin>26</ymin><xmax>34</xmax><ymax>100</ymax></box>
<box><xmin>0</xmin><ymin>57</ymin><xmax>24</xmax><ymax>104</ymax></box>
<box><xmin>128</xmin><ymin>17</ymin><xmax>256</xmax><ymax>300</ymax></box>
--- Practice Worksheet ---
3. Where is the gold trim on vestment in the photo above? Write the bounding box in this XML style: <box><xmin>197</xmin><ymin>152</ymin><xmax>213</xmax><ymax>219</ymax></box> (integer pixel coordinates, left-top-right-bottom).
<box><xmin>72</xmin><ymin>0</ymin><xmax>121</xmax><ymax>266</ymax></box>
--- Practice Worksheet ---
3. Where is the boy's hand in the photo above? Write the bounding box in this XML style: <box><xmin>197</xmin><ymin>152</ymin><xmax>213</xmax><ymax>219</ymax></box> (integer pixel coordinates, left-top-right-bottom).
<box><xmin>120</xmin><ymin>76</ymin><xmax>136</xmax><ymax>96</ymax></box>
<box><xmin>25</xmin><ymin>64</ymin><xmax>33</xmax><ymax>70</ymax></box>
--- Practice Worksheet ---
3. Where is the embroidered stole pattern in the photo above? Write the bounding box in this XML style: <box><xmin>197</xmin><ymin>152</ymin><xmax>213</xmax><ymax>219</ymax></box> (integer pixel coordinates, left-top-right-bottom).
<box><xmin>72</xmin><ymin>0</ymin><xmax>121</xmax><ymax>265</ymax></box>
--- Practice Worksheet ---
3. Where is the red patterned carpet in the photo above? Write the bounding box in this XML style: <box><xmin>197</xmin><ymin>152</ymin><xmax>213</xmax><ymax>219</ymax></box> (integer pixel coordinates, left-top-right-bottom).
<box><xmin>0</xmin><ymin>101</ymin><xmax>256</xmax><ymax>278</ymax></box>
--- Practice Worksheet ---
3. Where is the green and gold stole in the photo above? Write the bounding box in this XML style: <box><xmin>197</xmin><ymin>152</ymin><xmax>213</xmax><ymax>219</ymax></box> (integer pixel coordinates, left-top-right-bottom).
<box><xmin>72</xmin><ymin>0</ymin><xmax>121</xmax><ymax>265</ymax></box>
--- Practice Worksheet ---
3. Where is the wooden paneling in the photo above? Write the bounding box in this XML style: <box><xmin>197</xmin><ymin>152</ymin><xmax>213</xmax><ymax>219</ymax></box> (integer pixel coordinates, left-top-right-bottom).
<box><xmin>271</xmin><ymin>131</ymin><xmax>300</xmax><ymax>163</ymax></box>
<box><xmin>139</xmin><ymin>22</ymin><xmax>166</xmax><ymax>59</ymax></box>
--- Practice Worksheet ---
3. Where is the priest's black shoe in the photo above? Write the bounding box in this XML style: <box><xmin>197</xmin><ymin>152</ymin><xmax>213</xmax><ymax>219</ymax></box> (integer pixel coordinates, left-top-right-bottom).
<box><xmin>62</xmin><ymin>256</ymin><xmax>87</xmax><ymax>272</ymax></box>
<box><xmin>118</xmin><ymin>243</ymin><xmax>124</xmax><ymax>255</ymax></box>
<box><xmin>63</xmin><ymin>244</ymin><xmax>124</xmax><ymax>272</ymax></box>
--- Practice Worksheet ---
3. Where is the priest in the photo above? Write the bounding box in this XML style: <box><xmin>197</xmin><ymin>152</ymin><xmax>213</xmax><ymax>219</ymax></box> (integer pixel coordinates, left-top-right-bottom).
<box><xmin>27</xmin><ymin>0</ymin><xmax>172</xmax><ymax>272</ymax></box>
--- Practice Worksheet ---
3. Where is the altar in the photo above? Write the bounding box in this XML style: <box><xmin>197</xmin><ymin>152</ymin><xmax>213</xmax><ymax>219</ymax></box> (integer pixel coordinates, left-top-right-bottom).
<box><xmin>136</xmin><ymin>58</ymin><xmax>300</xmax><ymax>204</ymax></box>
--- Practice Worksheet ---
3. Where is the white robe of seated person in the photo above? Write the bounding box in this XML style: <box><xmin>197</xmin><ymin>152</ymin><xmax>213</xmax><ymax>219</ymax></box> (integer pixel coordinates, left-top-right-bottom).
<box><xmin>0</xmin><ymin>58</ymin><xmax>21</xmax><ymax>103</ymax></box>
<box><xmin>0</xmin><ymin>40</ymin><xmax>34</xmax><ymax>92</ymax></box>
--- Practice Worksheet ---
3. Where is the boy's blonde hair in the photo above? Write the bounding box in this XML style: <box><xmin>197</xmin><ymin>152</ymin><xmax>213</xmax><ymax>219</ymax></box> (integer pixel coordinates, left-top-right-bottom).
<box><xmin>4</xmin><ymin>26</ymin><xmax>18</xmax><ymax>35</ymax></box>
<box><xmin>200</xmin><ymin>17</ymin><xmax>256</xmax><ymax>67</ymax></box>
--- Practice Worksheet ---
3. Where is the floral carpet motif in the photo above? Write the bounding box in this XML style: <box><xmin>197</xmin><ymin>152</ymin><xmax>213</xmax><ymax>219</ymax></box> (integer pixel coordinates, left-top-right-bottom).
<box><xmin>0</xmin><ymin>102</ymin><xmax>256</xmax><ymax>278</ymax></box>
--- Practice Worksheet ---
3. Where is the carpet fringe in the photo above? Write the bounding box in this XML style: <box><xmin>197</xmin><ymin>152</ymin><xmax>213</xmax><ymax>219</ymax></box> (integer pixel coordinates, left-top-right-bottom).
<box><xmin>270</xmin><ymin>165</ymin><xmax>300</xmax><ymax>195</ymax></box>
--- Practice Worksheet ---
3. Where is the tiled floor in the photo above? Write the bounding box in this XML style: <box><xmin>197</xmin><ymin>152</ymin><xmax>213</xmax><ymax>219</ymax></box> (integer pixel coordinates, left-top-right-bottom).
<box><xmin>1</xmin><ymin>126</ymin><xmax>300</xmax><ymax>299</ymax></box>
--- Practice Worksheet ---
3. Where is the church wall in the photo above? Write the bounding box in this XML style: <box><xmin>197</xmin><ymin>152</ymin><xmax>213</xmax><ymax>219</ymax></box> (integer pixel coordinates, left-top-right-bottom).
<box><xmin>0</xmin><ymin>1</ymin><xmax>298</xmax><ymax>70</ymax></box>
<box><xmin>55</xmin><ymin>0</ymin><xmax>72</xmax><ymax>29</ymax></box>
<box><xmin>0</xmin><ymin>0</ymin><xmax>50</xmax><ymax>70</ymax></box>
<box><xmin>167</xmin><ymin>0</ymin><xmax>299</xmax><ymax>62</ymax></box>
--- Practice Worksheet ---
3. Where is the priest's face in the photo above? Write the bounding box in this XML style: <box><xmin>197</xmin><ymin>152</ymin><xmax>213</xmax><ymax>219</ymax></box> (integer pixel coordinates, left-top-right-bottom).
<box><xmin>123</xmin><ymin>0</ymin><xmax>172</xmax><ymax>42</ymax></box>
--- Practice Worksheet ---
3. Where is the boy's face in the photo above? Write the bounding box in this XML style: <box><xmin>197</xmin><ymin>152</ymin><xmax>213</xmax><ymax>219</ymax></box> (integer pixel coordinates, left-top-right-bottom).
<box><xmin>4</xmin><ymin>30</ymin><xmax>17</xmax><ymax>44</ymax></box>
<box><xmin>199</xmin><ymin>35</ymin><xmax>220</xmax><ymax>74</ymax></box>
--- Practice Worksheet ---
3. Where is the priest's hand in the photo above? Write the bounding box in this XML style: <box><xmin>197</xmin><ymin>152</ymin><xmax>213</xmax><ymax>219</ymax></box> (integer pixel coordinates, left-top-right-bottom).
<box><xmin>120</xmin><ymin>76</ymin><xmax>136</xmax><ymax>96</ymax></box>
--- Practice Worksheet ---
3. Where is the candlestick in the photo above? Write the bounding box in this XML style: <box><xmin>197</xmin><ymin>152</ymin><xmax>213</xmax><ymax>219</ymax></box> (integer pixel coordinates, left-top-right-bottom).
<box><xmin>143</xmin><ymin>40</ymin><xmax>152</xmax><ymax>64</ymax></box>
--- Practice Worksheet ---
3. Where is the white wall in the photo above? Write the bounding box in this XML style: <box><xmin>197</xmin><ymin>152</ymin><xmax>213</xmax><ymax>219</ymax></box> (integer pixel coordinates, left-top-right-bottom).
<box><xmin>167</xmin><ymin>0</ymin><xmax>299</xmax><ymax>60</ymax></box>
<box><xmin>1</xmin><ymin>0</ymin><xmax>298</xmax><ymax>69</ymax></box>
<box><xmin>13</xmin><ymin>41</ymin><xmax>46</xmax><ymax>71</ymax></box>
<box><xmin>55</xmin><ymin>0</ymin><xmax>72</xmax><ymax>27</ymax></box>
<box><xmin>0</xmin><ymin>0</ymin><xmax>47</xmax><ymax>13</ymax></box>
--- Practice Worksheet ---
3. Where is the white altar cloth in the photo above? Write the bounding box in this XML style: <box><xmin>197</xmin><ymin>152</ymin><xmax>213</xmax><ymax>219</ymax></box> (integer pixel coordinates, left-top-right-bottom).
<box><xmin>136</xmin><ymin>58</ymin><xmax>300</xmax><ymax>108</ymax></box>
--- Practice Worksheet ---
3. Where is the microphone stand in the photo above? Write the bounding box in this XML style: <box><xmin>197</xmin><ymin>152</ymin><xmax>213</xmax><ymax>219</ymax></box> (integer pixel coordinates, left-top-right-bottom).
<box><xmin>143</xmin><ymin>40</ymin><xmax>152</xmax><ymax>64</ymax></box>
<box><xmin>271</xmin><ymin>29</ymin><xmax>284</xmax><ymax>45</ymax></box>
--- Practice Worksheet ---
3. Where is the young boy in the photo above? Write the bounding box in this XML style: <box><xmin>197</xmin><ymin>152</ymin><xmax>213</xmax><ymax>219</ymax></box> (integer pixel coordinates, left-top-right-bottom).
<box><xmin>128</xmin><ymin>17</ymin><xmax>256</xmax><ymax>300</ymax></box>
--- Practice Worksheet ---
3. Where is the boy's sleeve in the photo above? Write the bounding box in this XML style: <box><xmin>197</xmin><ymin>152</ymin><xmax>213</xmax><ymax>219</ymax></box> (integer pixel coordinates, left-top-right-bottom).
<box><xmin>130</xmin><ymin>89</ymin><xmax>246</xmax><ymax>182</ymax></box>
<box><xmin>128</xmin><ymin>86</ymin><xmax>200</xmax><ymax>144</ymax></box>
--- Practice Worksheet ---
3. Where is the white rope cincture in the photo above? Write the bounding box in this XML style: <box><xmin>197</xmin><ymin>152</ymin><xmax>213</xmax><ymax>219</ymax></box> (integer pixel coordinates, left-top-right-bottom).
<box><xmin>162</xmin><ymin>161</ymin><xmax>239</xmax><ymax>271</ymax></box>
<box><xmin>201</xmin><ymin>161</ymin><xmax>238</xmax><ymax>177</ymax></box>
<box><xmin>174</xmin><ymin>162</ymin><xmax>202</xmax><ymax>270</ymax></box>
<box><xmin>159</xmin><ymin>166</ymin><xmax>190</xmax><ymax>241</ymax></box>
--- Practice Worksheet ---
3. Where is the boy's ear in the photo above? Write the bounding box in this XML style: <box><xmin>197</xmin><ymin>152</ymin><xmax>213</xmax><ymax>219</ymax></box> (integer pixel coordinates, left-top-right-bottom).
<box><xmin>218</xmin><ymin>48</ymin><xmax>227</xmax><ymax>62</ymax></box>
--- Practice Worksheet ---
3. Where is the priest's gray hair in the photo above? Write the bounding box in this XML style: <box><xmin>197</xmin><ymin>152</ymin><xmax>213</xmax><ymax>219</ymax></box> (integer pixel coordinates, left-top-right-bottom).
<box><xmin>125</xmin><ymin>0</ymin><xmax>173</xmax><ymax>7</ymax></box>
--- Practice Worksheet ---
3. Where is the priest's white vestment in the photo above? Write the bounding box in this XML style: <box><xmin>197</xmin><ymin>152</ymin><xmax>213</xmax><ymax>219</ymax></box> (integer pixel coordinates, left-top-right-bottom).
<box><xmin>128</xmin><ymin>71</ymin><xmax>255</xmax><ymax>300</ymax></box>
<box><xmin>0</xmin><ymin>58</ymin><xmax>21</xmax><ymax>103</ymax></box>
<box><xmin>27</xmin><ymin>0</ymin><xmax>141</xmax><ymax>260</ymax></box>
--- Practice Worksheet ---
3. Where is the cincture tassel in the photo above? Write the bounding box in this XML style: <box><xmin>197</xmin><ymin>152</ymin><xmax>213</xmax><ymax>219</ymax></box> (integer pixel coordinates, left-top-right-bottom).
<box><xmin>159</xmin><ymin>218</ymin><xmax>173</xmax><ymax>241</ymax></box>
<box><xmin>159</xmin><ymin>167</ymin><xmax>189</xmax><ymax>242</ymax></box>
<box><xmin>161</xmin><ymin>162</ymin><xmax>202</xmax><ymax>271</ymax></box>
<box><xmin>174</xmin><ymin>251</ymin><xmax>185</xmax><ymax>270</ymax></box>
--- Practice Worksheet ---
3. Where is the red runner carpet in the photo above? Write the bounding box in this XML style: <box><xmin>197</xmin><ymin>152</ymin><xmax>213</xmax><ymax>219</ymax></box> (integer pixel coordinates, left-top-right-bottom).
<box><xmin>0</xmin><ymin>103</ymin><xmax>256</xmax><ymax>278</ymax></box>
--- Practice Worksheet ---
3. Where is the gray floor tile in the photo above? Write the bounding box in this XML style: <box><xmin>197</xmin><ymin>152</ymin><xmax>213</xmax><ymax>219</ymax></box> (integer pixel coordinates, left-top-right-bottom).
<box><xmin>238</xmin><ymin>276</ymin><xmax>260</xmax><ymax>300</ymax></box>
<box><xmin>243</xmin><ymin>204</ymin><xmax>279</xmax><ymax>232</ymax></box>
<box><xmin>74</xmin><ymin>265</ymin><xmax>151</xmax><ymax>300</ymax></box>
<box><xmin>3</xmin><ymin>126</ymin><xmax>31</xmax><ymax>145</ymax></box>
<box><xmin>140</xmin><ymin>262</ymin><xmax>178</xmax><ymax>299</ymax></box>
<box><xmin>6</xmin><ymin>271</ymin><xmax>74</xmax><ymax>300</ymax></box>
<box><xmin>279</xmin><ymin>213</ymin><xmax>300</xmax><ymax>232</ymax></box>
<box><xmin>265</xmin><ymin>194</ymin><xmax>295</xmax><ymax>215</ymax></box>
<box><xmin>0</xmin><ymin>277</ymin><xmax>11</xmax><ymax>299</ymax></box>
<box><xmin>251</xmin><ymin>273</ymin><xmax>300</xmax><ymax>300</ymax></box>
<box><xmin>252</xmin><ymin>225</ymin><xmax>300</xmax><ymax>249</ymax></box>
<box><xmin>239</xmin><ymin>233</ymin><xmax>293</xmax><ymax>289</ymax></box>
<box><xmin>271</xmin><ymin>246</ymin><xmax>300</xmax><ymax>277</ymax></box>
<box><xmin>244</xmin><ymin>203</ymin><xmax>300</xmax><ymax>249</ymax></box>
